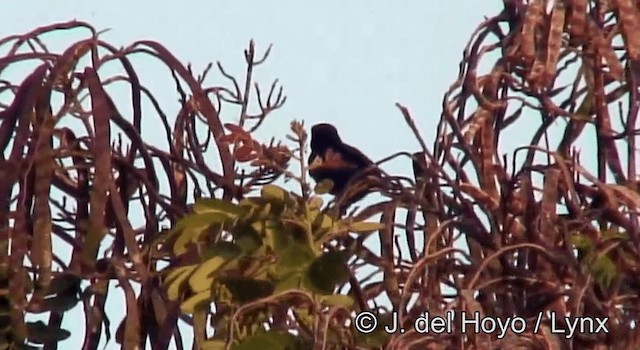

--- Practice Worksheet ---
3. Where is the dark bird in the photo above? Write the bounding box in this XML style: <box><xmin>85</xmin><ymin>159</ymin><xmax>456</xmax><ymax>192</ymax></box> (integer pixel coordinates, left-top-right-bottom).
<box><xmin>411</xmin><ymin>151</ymin><xmax>428</xmax><ymax>181</ymax></box>
<box><xmin>308</xmin><ymin>123</ymin><xmax>377</xmax><ymax>206</ymax></box>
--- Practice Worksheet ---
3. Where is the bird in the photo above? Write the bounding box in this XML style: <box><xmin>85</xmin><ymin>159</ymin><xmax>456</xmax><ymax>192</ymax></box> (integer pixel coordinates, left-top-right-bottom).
<box><xmin>307</xmin><ymin>123</ymin><xmax>377</xmax><ymax>207</ymax></box>
<box><xmin>411</xmin><ymin>151</ymin><xmax>428</xmax><ymax>181</ymax></box>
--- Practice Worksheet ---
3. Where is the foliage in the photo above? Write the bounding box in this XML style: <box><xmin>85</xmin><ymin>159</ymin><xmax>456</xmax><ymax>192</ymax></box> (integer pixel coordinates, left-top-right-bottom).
<box><xmin>0</xmin><ymin>20</ymin><xmax>290</xmax><ymax>349</ymax></box>
<box><xmin>159</xmin><ymin>184</ymin><xmax>383</xmax><ymax>348</ymax></box>
<box><xmin>1</xmin><ymin>1</ymin><xmax>640</xmax><ymax>349</ymax></box>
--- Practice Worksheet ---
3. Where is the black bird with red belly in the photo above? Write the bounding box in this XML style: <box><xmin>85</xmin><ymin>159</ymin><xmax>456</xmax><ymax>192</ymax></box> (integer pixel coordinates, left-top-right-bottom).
<box><xmin>307</xmin><ymin>123</ymin><xmax>375</xmax><ymax>200</ymax></box>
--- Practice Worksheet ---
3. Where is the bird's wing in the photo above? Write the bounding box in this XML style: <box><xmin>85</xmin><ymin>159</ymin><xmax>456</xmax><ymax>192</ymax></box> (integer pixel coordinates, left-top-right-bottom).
<box><xmin>338</xmin><ymin>143</ymin><xmax>374</xmax><ymax>168</ymax></box>
<box><xmin>322</xmin><ymin>148</ymin><xmax>360</xmax><ymax>169</ymax></box>
<box><xmin>308</xmin><ymin>147</ymin><xmax>361</xmax><ymax>171</ymax></box>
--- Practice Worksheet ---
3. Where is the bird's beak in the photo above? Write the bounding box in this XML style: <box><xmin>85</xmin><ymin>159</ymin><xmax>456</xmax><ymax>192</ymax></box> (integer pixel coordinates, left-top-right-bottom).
<box><xmin>308</xmin><ymin>155</ymin><xmax>324</xmax><ymax>170</ymax></box>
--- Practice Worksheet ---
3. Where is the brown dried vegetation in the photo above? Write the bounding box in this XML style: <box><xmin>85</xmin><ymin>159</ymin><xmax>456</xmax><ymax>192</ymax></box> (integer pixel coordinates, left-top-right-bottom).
<box><xmin>0</xmin><ymin>0</ymin><xmax>639</xmax><ymax>349</ymax></box>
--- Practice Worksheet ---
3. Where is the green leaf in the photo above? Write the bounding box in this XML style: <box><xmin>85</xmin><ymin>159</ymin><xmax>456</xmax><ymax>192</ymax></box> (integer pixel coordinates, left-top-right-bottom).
<box><xmin>219</xmin><ymin>277</ymin><xmax>275</xmax><ymax>303</ymax></box>
<box><xmin>180</xmin><ymin>290</ymin><xmax>212</xmax><ymax>314</ymax></box>
<box><xmin>308</xmin><ymin>196</ymin><xmax>323</xmax><ymax>210</ymax></box>
<box><xmin>319</xmin><ymin>294</ymin><xmax>354</xmax><ymax>308</ymax></box>
<box><xmin>232</xmin><ymin>331</ymin><xmax>307</xmax><ymax>350</ymax></box>
<box><xmin>349</xmin><ymin>221</ymin><xmax>385</xmax><ymax>234</ymax></box>
<box><xmin>306</xmin><ymin>251</ymin><xmax>350</xmax><ymax>294</ymax></box>
<box><xmin>165</xmin><ymin>264</ymin><xmax>196</xmax><ymax>285</ymax></box>
<box><xmin>311</xmin><ymin>211</ymin><xmax>333</xmax><ymax>239</ymax></box>
<box><xmin>261</xmin><ymin>220</ymin><xmax>288</xmax><ymax>251</ymax></box>
<box><xmin>37</xmin><ymin>274</ymin><xmax>81</xmax><ymax>313</ymax></box>
<box><xmin>314</xmin><ymin>179</ymin><xmax>334</xmax><ymax>194</ymax></box>
<box><xmin>165</xmin><ymin>265</ymin><xmax>197</xmax><ymax>300</ymax></box>
<box><xmin>281</xmin><ymin>218</ymin><xmax>311</xmax><ymax>244</ymax></box>
<box><xmin>201</xmin><ymin>339</ymin><xmax>227</xmax><ymax>350</ymax></box>
<box><xmin>274</xmin><ymin>243</ymin><xmax>316</xmax><ymax>278</ymax></box>
<box><xmin>261</xmin><ymin>185</ymin><xmax>288</xmax><ymax>203</ymax></box>
<box><xmin>292</xmin><ymin>307</ymin><xmax>314</xmax><ymax>327</ymax></box>
<box><xmin>193</xmin><ymin>198</ymin><xmax>245</xmax><ymax>216</ymax></box>
<box><xmin>601</xmin><ymin>229</ymin><xmax>628</xmax><ymax>241</ymax></box>
<box><xmin>203</xmin><ymin>241</ymin><xmax>244</xmax><ymax>260</ymax></box>
<box><xmin>254</xmin><ymin>202</ymin><xmax>273</xmax><ymax>221</ymax></box>
<box><xmin>273</xmin><ymin>271</ymin><xmax>304</xmax><ymax>293</ymax></box>
<box><xmin>238</xmin><ymin>202</ymin><xmax>258</xmax><ymax>222</ymax></box>
<box><xmin>591</xmin><ymin>254</ymin><xmax>617</xmax><ymax>289</ymax></box>
<box><xmin>189</xmin><ymin>256</ymin><xmax>227</xmax><ymax>293</ymax></box>
<box><xmin>569</xmin><ymin>234</ymin><xmax>592</xmax><ymax>251</ymax></box>
<box><xmin>173</xmin><ymin>212</ymin><xmax>234</xmax><ymax>255</ymax></box>
<box><xmin>43</xmin><ymin>274</ymin><xmax>80</xmax><ymax>297</ymax></box>
<box><xmin>238</xmin><ymin>200</ymin><xmax>274</xmax><ymax>224</ymax></box>
<box><xmin>40</xmin><ymin>289</ymin><xmax>80</xmax><ymax>313</ymax></box>
<box><xmin>25</xmin><ymin>321</ymin><xmax>71</xmax><ymax>344</ymax></box>
<box><xmin>174</xmin><ymin>212</ymin><xmax>234</xmax><ymax>232</ymax></box>
<box><xmin>234</xmin><ymin>223</ymin><xmax>263</xmax><ymax>254</ymax></box>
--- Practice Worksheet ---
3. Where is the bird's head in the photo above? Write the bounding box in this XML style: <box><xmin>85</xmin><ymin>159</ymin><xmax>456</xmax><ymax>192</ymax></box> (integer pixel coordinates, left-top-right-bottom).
<box><xmin>310</xmin><ymin>123</ymin><xmax>342</xmax><ymax>153</ymax></box>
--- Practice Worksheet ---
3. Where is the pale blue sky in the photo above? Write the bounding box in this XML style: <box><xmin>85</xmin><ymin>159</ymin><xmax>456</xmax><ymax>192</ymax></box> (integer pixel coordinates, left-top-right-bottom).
<box><xmin>3</xmin><ymin>1</ymin><xmax>607</xmax><ymax>349</ymax></box>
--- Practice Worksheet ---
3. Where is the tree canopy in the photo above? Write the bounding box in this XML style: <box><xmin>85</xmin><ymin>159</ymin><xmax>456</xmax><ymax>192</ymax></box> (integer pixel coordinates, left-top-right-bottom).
<box><xmin>1</xmin><ymin>1</ymin><xmax>640</xmax><ymax>349</ymax></box>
